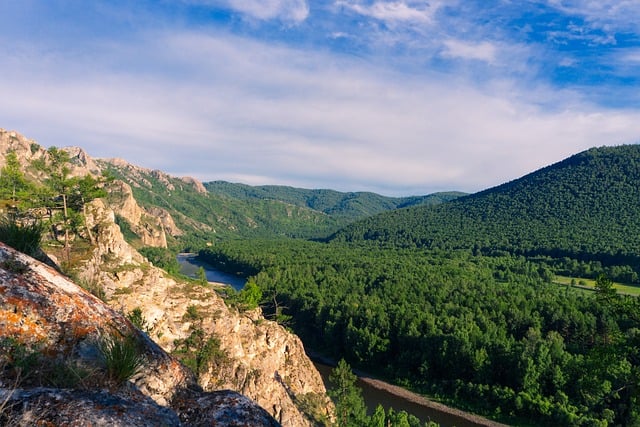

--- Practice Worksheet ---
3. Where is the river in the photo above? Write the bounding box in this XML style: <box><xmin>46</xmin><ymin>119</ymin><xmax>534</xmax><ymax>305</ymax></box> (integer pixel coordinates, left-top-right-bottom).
<box><xmin>176</xmin><ymin>253</ymin><xmax>246</xmax><ymax>290</ymax></box>
<box><xmin>177</xmin><ymin>256</ymin><xmax>503</xmax><ymax>426</ymax></box>
<box><xmin>314</xmin><ymin>362</ymin><xmax>505</xmax><ymax>427</ymax></box>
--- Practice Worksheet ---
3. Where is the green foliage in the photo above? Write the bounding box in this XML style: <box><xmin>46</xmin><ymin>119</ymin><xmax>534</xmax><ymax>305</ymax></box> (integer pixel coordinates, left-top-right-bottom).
<box><xmin>236</xmin><ymin>280</ymin><xmax>262</xmax><ymax>311</ymax></box>
<box><xmin>197</xmin><ymin>266</ymin><xmax>208</xmax><ymax>285</ymax></box>
<box><xmin>202</xmin><ymin>238</ymin><xmax>640</xmax><ymax>425</ymax></box>
<box><xmin>328</xmin><ymin>359</ymin><xmax>368</xmax><ymax>427</ymax></box>
<box><xmin>205</xmin><ymin>180</ymin><xmax>464</xmax><ymax>222</ymax></box>
<box><xmin>172</xmin><ymin>327</ymin><xmax>225</xmax><ymax>378</ymax></box>
<box><xmin>138</xmin><ymin>246</ymin><xmax>181</xmax><ymax>274</ymax></box>
<box><xmin>0</xmin><ymin>338</ymin><xmax>39</xmax><ymax>383</ymax></box>
<box><xmin>183</xmin><ymin>304</ymin><xmax>201</xmax><ymax>321</ymax></box>
<box><xmin>97</xmin><ymin>333</ymin><xmax>146</xmax><ymax>385</ymax></box>
<box><xmin>77</xmin><ymin>277</ymin><xmax>106</xmax><ymax>301</ymax></box>
<box><xmin>0</xmin><ymin>151</ymin><xmax>32</xmax><ymax>205</ymax></box>
<box><xmin>331</xmin><ymin>145</ymin><xmax>640</xmax><ymax>283</ymax></box>
<box><xmin>0</xmin><ymin>214</ymin><xmax>44</xmax><ymax>257</ymax></box>
<box><xmin>127</xmin><ymin>307</ymin><xmax>150</xmax><ymax>333</ymax></box>
<box><xmin>114</xmin><ymin>215</ymin><xmax>139</xmax><ymax>244</ymax></box>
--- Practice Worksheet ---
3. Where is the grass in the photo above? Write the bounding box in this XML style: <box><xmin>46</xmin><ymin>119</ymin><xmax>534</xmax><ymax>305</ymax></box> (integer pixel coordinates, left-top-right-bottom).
<box><xmin>97</xmin><ymin>333</ymin><xmax>146</xmax><ymax>385</ymax></box>
<box><xmin>0</xmin><ymin>215</ymin><xmax>43</xmax><ymax>258</ymax></box>
<box><xmin>554</xmin><ymin>275</ymin><xmax>640</xmax><ymax>296</ymax></box>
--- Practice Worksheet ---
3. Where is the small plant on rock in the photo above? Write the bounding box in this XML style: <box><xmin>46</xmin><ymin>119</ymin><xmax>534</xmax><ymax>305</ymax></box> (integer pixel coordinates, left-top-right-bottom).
<box><xmin>97</xmin><ymin>332</ymin><xmax>146</xmax><ymax>385</ymax></box>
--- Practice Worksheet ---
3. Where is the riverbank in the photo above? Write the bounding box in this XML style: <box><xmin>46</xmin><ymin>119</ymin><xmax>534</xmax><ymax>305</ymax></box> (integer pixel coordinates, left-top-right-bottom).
<box><xmin>309</xmin><ymin>352</ymin><xmax>509</xmax><ymax>427</ymax></box>
<box><xmin>176</xmin><ymin>253</ymin><xmax>246</xmax><ymax>290</ymax></box>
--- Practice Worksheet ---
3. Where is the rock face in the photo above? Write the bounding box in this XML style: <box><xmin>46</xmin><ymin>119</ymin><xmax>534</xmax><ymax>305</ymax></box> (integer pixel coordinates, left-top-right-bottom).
<box><xmin>0</xmin><ymin>128</ymin><xmax>334</xmax><ymax>425</ymax></box>
<box><xmin>79</xmin><ymin>200</ymin><xmax>333</xmax><ymax>426</ymax></box>
<box><xmin>0</xmin><ymin>242</ymin><xmax>281</xmax><ymax>426</ymax></box>
<box><xmin>106</xmin><ymin>179</ymin><xmax>171</xmax><ymax>247</ymax></box>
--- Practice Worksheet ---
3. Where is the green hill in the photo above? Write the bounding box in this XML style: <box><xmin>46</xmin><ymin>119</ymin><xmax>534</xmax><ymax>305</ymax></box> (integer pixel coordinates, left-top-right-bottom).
<box><xmin>204</xmin><ymin>181</ymin><xmax>464</xmax><ymax>221</ymax></box>
<box><xmin>98</xmin><ymin>163</ymin><xmax>462</xmax><ymax>247</ymax></box>
<box><xmin>330</xmin><ymin>145</ymin><xmax>640</xmax><ymax>279</ymax></box>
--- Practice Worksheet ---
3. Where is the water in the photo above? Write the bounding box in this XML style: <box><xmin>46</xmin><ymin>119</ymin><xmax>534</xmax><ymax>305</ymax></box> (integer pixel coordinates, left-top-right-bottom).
<box><xmin>314</xmin><ymin>362</ymin><xmax>488</xmax><ymax>427</ymax></box>
<box><xmin>176</xmin><ymin>253</ymin><xmax>247</xmax><ymax>290</ymax></box>
<box><xmin>177</xmin><ymin>255</ymin><xmax>492</xmax><ymax>426</ymax></box>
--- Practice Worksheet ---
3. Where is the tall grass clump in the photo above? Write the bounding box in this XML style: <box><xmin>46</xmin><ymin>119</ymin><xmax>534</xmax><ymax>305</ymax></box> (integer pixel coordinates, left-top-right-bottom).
<box><xmin>97</xmin><ymin>333</ymin><xmax>146</xmax><ymax>385</ymax></box>
<box><xmin>0</xmin><ymin>215</ymin><xmax>44</xmax><ymax>257</ymax></box>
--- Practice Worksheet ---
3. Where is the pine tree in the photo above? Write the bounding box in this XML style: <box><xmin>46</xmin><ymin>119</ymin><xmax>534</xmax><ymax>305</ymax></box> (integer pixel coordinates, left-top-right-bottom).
<box><xmin>328</xmin><ymin>359</ymin><xmax>368</xmax><ymax>427</ymax></box>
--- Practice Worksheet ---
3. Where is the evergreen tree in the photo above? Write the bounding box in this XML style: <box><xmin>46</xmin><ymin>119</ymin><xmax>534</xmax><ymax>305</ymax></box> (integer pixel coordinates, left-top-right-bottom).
<box><xmin>328</xmin><ymin>359</ymin><xmax>368</xmax><ymax>427</ymax></box>
<box><xmin>0</xmin><ymin>151</ymin><xmax>31</xmax><ymax>205</ymax></box>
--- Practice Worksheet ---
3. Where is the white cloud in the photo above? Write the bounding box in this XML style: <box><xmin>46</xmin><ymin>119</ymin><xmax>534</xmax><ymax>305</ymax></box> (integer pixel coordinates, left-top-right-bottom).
<box><xmin>546</xmin><ymin>0</ymin><xmax>640</xmax><ymax>35</ymax></box>
<box><xmin>337</xmin><ymin>1</ymin><xmax>442</xmax><ymax>24</ymax></box>
<box><xmin>442</xmin><ymin>39</ymin><xmax>498</xmax><ymax>64</ymax></box>
<box><xmin>186</xmin><ymin>0</ymin><xmax>309</xmax><ymax>23</ymax></box>
<box><xmin>2</xmin><ymin>29</ymin><xmax>640</xmax><ymax>195</ymax></box>
<box><xmin>230</xmin><ymin>0</ymin><xmax>309</xmax><ymax>22</ymax></box>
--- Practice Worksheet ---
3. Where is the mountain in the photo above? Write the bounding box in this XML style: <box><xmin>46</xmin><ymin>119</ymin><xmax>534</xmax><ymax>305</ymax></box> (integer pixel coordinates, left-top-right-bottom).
<box><xmin>0</xmin><ymin>242</ymin><xmax>280</xmax><ymax>426</ymax></box>
<box><xmin>205</xmin><ymin>180</ymin><xmax>465</xmax><ymax>222</ymax></box>
<box><xmin>0</xmin><ymin>128</ymin><xmax>334</xmax><ymax>425</ymax></box>
<box><xmin>330</xmin><ymin>145</ymin><xmax>640</xmax><ymax>276</ymax></box>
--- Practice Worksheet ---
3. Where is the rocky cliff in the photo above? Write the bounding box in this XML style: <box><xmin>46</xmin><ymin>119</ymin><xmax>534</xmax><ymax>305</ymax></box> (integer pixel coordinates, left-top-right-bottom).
<box><xmin>0</xmin><ymin>128</ymin><xmax>333</xmax><ymax>425</ymax></box>
<box><xmin>80</xmin><ymin>198</ymin><xmax>332</xmax><ymax>426</ymax></box>
<box><xmin>0</xmin><ymin>242</ymin><xmax>280</xmax><ymax>426</ymax></box>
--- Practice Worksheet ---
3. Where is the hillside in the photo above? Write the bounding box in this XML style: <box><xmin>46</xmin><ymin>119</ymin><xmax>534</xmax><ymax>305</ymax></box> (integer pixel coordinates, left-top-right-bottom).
<box><xmin>205</xmin><ymin>180</ymin><xmax>464</xmax><ymax>222</ymax></box>
<box><xmin>330</xmin><ymin>145</ymin><xmax>640</xmax><ymax>280</ymax></box>
<box><xmin>0</xmin><ymin>128</ymin><xmax>334</xmax><ymax>425</ymax></box>
<box><xmin>91</xmin><ymin>160</ymin><xmax>462</xmax><ymax>246</ymax></box>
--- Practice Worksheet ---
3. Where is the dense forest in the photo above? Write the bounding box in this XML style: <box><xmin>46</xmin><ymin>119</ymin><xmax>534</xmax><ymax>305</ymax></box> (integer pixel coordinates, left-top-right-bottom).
<box><xmin>101</xmin><ymin>162</ymin><xmax>460</xmax><ymax>243</ymax></box>
<box><xmin>200</xmin><ymin>239</ymin><xmax>639</xmax><ymax>426</ymax></box>
<box><xmin>197</xmin><ymin>146</ymin><xmax>640</xmax><ymax>426</ymax></box>
<box><xmin>330</xmin><ymin>146</ymin><xmax>640</xmax><ymax>283</ymax></box>
<box><xmin>204</xmin><ymin>180</ymin><xmax>464</xmax><ymax>222</ymax></box>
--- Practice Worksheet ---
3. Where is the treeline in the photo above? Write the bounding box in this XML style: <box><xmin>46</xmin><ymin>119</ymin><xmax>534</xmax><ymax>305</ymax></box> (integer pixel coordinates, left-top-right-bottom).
<box><xmin>200</xmin><ymin>239</ymin><xmax>640</xmax><ymax>426</ymax></box>
<box><xmin>330</xmin><ymin>145</ymin><xmax>640</xmax><ymax>282</ymax></box>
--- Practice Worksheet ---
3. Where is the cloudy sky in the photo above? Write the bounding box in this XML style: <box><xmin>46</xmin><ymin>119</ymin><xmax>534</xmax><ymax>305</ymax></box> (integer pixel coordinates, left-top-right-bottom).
<box><xmin>1</xmin><ymin>1</ymin><xmax>640</xmax><ymax>196</ymax></box>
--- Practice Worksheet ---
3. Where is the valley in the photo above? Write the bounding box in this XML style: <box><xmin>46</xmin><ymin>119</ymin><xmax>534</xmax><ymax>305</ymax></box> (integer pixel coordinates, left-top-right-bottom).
<box><xmin>1</xmin><ymin>128</ymin><xmax>639</xmax><ymax>426</ymax></box>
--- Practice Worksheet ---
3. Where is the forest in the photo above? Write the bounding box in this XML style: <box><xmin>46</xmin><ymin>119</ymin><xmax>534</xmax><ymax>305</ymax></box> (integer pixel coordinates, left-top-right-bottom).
<box><xmin>200</xmin><ymin>239</ymin><xmax>639</xmax><ymax>426</ymax></box>
<box><xmin>194</xmin><ymin>145</ymin><xmax>640</xmax><ymax>426</ymax></box>
<box><xmin>330</xmin><ymin>146</ymin><xmax>640</xmax><ymax>283</ymax></box>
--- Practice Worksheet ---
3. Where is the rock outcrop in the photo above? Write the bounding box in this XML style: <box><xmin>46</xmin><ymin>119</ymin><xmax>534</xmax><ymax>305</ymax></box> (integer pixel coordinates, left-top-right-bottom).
<box><xmin>106</xmin><ymin>179</ymin><xmax>170</xmax><ymax>247</ymax></box>
<box><xmin>0</xmin><ymin>242</ymin><xmax>281</xmax><ymax>425</ymax></box>
<box><xmin>79</xmin><ymin>200</ymin><xmax>333</xmax><ymax>426</ymax></box>
<box><xmin>0</xmin><ymin>128</ymin><xmax>334</xmax><ymax>425</ymax></box>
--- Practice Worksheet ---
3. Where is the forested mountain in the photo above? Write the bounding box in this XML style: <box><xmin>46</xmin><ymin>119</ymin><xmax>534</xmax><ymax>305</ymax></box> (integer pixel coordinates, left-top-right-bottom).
<box><xmin>96</xmin><ymin>163</ymin><xmax>459</xmax><ymax>245</ymax></box>
<box><xmin>330</xmin><ymin>145</ymin><xmax>640</xmax><ymax>280</ymax></box>
<box><xmin>205</xmin><ymin>181</ymin><xmax>464</xmax><ymax>221</ymax></box>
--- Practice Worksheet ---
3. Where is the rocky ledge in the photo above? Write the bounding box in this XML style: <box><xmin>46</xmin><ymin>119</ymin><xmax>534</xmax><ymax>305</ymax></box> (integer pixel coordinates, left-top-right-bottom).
<box><xmin>0</xmin><ymin>242</ymin><xmax>280</xmax><ymax>426</ymax></box>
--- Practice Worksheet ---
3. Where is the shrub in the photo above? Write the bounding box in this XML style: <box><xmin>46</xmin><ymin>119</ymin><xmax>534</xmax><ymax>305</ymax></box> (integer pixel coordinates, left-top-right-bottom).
<box><xmin>127</xmin><ymin>307</ymin><xmax>150</xmax><ymax>333</ymax></box>
<box><xmin>97</xmin><ymin>333</ymin><xmax>145</xmax><ymax>385</ymax></box>
<box><xmin>0</xmin><ymin>215</ymin><xmax>43</xmax><ymax>257</ymax></box>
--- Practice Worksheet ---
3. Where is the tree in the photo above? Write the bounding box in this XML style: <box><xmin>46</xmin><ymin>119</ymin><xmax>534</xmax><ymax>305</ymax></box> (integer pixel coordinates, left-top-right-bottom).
<box><xmin>595</xmin><ymin>273</ymin><xmax>617</xmax><ymax>305</ymax></box>
<box><xmin>197</xmin><ymin>266</ymin><xmax>208</xmax><ymax>285</ymax></box>
<box><xmin>328</xmin><ymin>359</ymin><xmax>368</xmax><ymax>427</ymax></box>
<box><xmin>34</xmin><ymin>147</ymin><xmax>106</xmax><ymax>254</ymax></box>
<box><xmin>0</xmin><ymin>151</ymin><xmax>30</xmax><ymax>205</ymax></box>
<box><xmin>368</xmin><ymin>405</ymin><xmax>386</xmax><ymax>427</ymax></box>
<box><xmin>237</xmin><ymin>280</ymin><xmax>262</xmax><ymax>311</ymax></box>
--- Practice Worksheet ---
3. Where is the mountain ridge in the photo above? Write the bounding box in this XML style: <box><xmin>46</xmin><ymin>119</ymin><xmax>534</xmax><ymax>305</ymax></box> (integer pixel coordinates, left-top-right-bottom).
<box><xmin>329</xmin><ymin>144</ymin><xmax>640</xmax><ymax>280</ymax></box>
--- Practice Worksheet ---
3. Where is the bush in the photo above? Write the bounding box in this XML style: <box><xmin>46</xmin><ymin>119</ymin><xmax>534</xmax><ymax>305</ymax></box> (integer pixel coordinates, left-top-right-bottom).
<box><xmin>97</xmin><ymin>333</ymin><xmax>145</xmax><ymax>385</ymax></box>
<box><xmin>0</xmin><ymin>215</ymin><xmax>43</xmax><ymax>257</ymax></box>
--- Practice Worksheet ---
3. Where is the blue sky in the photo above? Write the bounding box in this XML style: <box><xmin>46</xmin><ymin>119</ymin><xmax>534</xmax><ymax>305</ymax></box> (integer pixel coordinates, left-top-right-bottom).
<box><xmin>1</xmin><ymin>0</ymin><xmax>640</xmax><ymax>196</ymax></box>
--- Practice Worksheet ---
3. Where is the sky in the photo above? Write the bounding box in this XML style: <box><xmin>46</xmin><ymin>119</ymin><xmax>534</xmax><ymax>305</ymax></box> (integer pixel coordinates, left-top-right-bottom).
<box><xmin>1</xmin><ymin>1</ymin><xmax>640</xmax><ymax>196</ymax></box>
